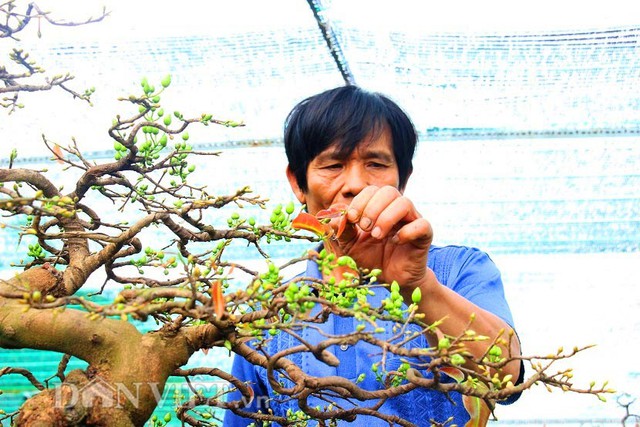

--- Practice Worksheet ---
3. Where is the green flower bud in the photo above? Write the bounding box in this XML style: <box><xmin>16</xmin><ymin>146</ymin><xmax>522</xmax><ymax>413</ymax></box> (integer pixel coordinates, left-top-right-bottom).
<box><xmin>438</xmin><ymin>337</ymin><xmax>451</xmax><ymax>350</ymax></box>
<box><xmin>450</xmin><ymin>354</ymin><xmax>465</xmax><ymax>366</ymax></box>
<box><xmin>411</xmin><ymin>287</ymin><xmax>422</xmax><ymax>304</ymax></box>
<box><xmin>161</xmin><ymin>75</ymin><xmax>172</xmax><ymax>88</ymax></box>
<box><xmin>390</xmin><ymin>281</ymin><xmax>400</xmax><ymax>294</ymax></box>
<box><xmin>489</xmin><ymin>345</ymin><xmax>502</xmax><ymax>357</ymax></box>
<box><xmin>285</xmin><ymin>201</ymin><xmax>295</xmax><ymax>215</ymax></box>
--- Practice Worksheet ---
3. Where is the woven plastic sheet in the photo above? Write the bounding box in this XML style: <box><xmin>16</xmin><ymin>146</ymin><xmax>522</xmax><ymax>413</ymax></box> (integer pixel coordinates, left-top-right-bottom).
<box><xmin>2</xmin><ymin>0</ymin><xmax>640</xmax><ymax>152</ymax></box>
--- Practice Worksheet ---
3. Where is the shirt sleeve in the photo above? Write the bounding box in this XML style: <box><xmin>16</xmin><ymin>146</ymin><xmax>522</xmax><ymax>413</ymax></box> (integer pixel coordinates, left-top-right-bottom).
<box><xmin>445</xmin><ymin>247</ymin><xmax>515</xmax><ymax>328</ymax></box>
<box><xmin>223</xmin><ymin>353</ymin><xmax>269</xmax><ymax>426</ymax></box>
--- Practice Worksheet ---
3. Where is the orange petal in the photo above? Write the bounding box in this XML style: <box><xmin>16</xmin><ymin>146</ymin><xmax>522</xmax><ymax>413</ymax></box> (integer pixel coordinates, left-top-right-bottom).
<box><xmin>212</xmin><ymin>281</ymin><xmax>225</xmax><ymax>318</ymax></box>
<box><xmin>52</xmin><ymin>144</ymin><xmax>65</xmax><ymax>164</ymax></box>
<box><xmin>462</xmin><ymin>395</ymin><xmax>491</xmax><ymax>427</ymax></box>
<box><xmin>336</xmin><ymin>214</ymin><xmax>347</xmax><ymax>238</ymax></box>
<box><xmin>316</xmin><ymin>203</ymin><xmax>349</xmax><ymax>219</ymax></box>
<box><xmin>245</xmin><ymin>382</ymin><xmax>255</xmax><ymax>405</ymax></box>
<box><xmin>292</xmin><ymin>212</ymin><xmax>327</xmax><ymax>237</ymax></box>
<box><xmin>440</xmin><ymin>366</ymin><xmax>465</xmax><ymax>383</ymax></box>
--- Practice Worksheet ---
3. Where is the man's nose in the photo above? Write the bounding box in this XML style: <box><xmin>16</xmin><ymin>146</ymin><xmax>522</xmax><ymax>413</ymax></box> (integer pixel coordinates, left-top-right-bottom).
<box><xmin>341</xmin><ymin>165</ymin><xmax>368</xmax><ymax>198</ymax></box>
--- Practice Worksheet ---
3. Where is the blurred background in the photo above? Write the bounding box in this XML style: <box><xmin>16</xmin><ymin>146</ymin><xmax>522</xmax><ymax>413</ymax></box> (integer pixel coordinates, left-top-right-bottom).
<box><xmin>1</xmin><ymin>0</ymin><xmax>639</xmax><ymax>424</ymax></box>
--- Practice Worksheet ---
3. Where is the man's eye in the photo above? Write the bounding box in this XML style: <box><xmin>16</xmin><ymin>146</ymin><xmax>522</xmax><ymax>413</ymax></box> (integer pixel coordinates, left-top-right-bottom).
<box><xmin>369</xmin><ymin>162</ymin><xmax>388</xmax><ymax>169</ymax></box>
<box><xmin>324</xmin><ymin>164</ymin><xmax>342</xmax><ymax>170</ymax></box>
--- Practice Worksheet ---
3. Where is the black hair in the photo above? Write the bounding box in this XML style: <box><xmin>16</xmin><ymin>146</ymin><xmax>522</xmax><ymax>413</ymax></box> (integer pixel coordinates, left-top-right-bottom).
<box><xmin>284</xmin><ymin>85</ymin><xmax>417</xmax><ymax>192</ymax></box>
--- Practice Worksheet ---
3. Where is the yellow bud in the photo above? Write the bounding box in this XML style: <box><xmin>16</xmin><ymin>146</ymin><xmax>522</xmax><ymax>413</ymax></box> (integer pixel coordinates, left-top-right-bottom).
<box><xmin>31</xmin><ymin>290</ymin><xmax>42</xmax><ymax>302</ymax></box>
<box><xmin>59</xmin><ymin>196</ymin><xmax>74</xmax><ymax>205</ymax></box>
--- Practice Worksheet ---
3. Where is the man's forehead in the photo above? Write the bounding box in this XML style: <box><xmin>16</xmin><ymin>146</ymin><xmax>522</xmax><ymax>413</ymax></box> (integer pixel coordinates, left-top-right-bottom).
<box><xmin>316</xmin><ymin>137</ymin><xmax>394</xmax><ymax>161</ymax></box>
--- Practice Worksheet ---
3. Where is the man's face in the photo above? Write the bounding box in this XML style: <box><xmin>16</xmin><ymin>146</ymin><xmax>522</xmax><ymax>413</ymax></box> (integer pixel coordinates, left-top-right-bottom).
<box><xmin>287</xmin><ymin>126</ymin><xmax>401</xmax><ymax>215</ymax></box>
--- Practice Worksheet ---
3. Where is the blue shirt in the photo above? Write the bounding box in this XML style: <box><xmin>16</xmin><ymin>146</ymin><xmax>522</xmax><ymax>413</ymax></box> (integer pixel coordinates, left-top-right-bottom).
<box><xmin>224</xmin><ymin>245</ymin><xmax>521</xmax><ymax>426</ymax></box>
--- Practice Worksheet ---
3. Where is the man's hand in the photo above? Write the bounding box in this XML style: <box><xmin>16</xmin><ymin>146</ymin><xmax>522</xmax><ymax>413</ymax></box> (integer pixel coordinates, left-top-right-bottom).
<box><xmin>327</xmin><ymin>185</ymin><xmax>434</xmax><ymax>294</ymax></box>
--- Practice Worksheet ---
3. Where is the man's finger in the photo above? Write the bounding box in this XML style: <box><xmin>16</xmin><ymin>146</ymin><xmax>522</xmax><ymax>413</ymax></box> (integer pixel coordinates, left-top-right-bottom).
<box><xmin>355</xmin><ymin>186</ymin><xmax>400</xmax><ymax>232</ymax></box>
<box><xmin>392</xmin><ymin>217</ymin><xmax>433</xmax><ymax>248</ymax></box>
<box><xmin>346</xmin><ymin>186</ymin><xmax>379</xmax><ymax>225</ymax></box>
<box><xmin>368</xmin><ymin>196</ymin><xmax>418</xmax><ymax>240</ymax></box>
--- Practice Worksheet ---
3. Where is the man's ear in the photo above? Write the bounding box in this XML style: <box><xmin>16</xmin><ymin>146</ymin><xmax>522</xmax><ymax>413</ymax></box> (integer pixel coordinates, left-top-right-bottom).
<box><xmin>286</xmin><ymin>166</ymin><xmax>306</xmax><ymax>204</ymax></box>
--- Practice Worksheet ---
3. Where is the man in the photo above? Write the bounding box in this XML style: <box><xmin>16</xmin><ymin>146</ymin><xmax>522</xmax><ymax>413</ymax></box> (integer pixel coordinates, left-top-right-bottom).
<box><xmin>224</xmin><ymin>86</ymin><xmax>523</xmax><ymax>425</ymax></box>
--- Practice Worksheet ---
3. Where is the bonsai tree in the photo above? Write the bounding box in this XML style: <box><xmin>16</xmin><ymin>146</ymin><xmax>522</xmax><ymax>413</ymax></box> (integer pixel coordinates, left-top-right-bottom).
<box><xmin>0</xmin><ymin>3</ymin><xmax>613</xmax><ymax>426</ymax></box>
<box><xmin>0</xmin><ymin>75</ymin><xmax>613</xmax><ymax>426</ymax></box>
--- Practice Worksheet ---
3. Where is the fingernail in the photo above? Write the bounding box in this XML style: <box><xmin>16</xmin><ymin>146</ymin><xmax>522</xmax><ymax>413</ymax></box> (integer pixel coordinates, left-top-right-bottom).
<box><xmin>360</xmin><ymin>217</ymin><xmax>372</xmax><ymax>230</ymax></box>
<box><xmin>347</xmin><ymin>208</ymin><xmax>359</xmax><ymax>221</ymax></box>
<box><xmin>391</xmin><ymin>234</ymin><xmax>400</xmax><ymax>244</ymax></box>
<box><xmin>371</xmin><ymin>226</ymin><xmax>381</xmax><ymax>239</ymax></box>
